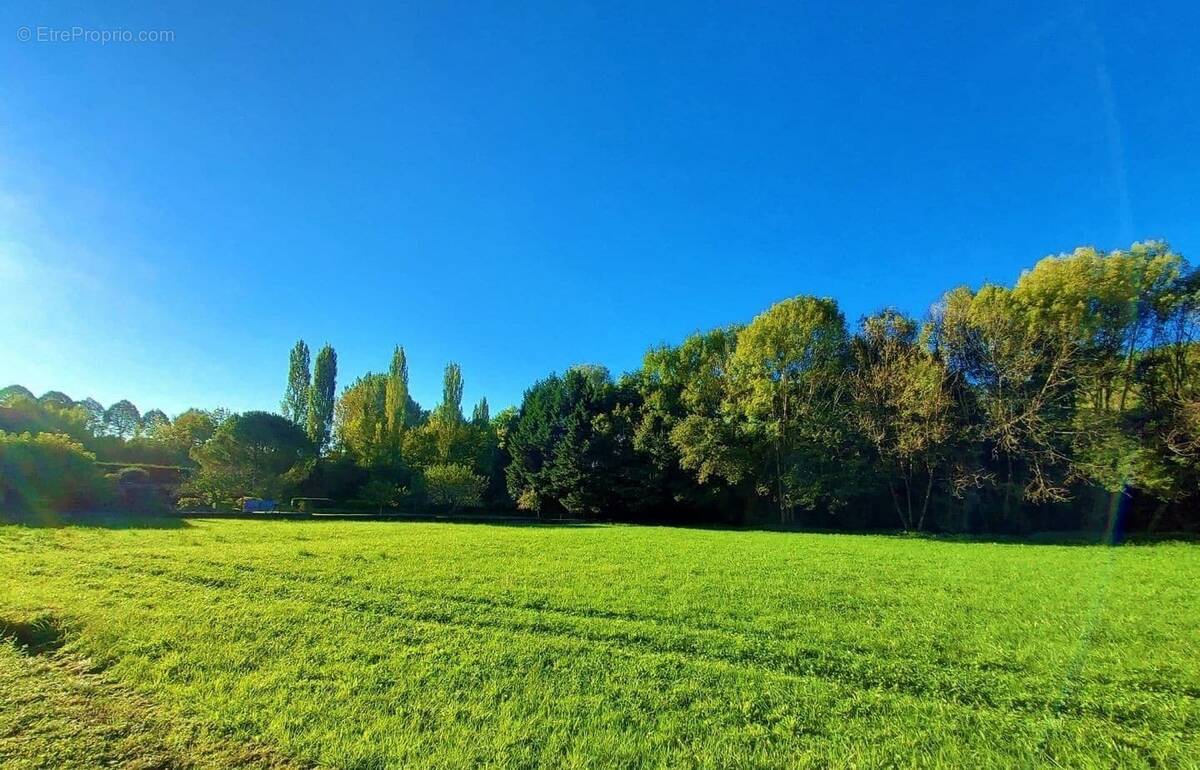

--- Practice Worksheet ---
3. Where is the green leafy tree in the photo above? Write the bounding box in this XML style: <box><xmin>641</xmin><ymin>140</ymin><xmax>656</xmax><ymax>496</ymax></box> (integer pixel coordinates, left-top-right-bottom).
<box><xmin>0</xmin><ymin>385</ymin><xmax>36</xmax><ymax>405</ymax></box>
<box><xmin>104</xmin><ymin>400</ymin><xmax>142</xmax><ymax>440</ymax></box>
<box><xmin>334</xmin><ymin>373</ymin><xmax>390</xmax><ymax>467</ymax></box>
<box><xmin>850</xmin><ymin>310</ymin><xmax>963</xmax><ymax>531</ymax></box>
<box><xmin>359</xmin><ymin>479</ymin><xmax>407</xmax><ymax>514</ymax></box>
<box><xmin>471</xmin><ymin>397</ymin><xmax>490</xmax><ymax>426</ymax></box>
<box><xmin>0</xmin><ymin>431</ymin><xmax>110</xmax><ymax>513</ymax></box>
<box><xmin>282</xmin><ymin>340</ymin><xmax>311</xmax><ymax>426</ymax></box>
<box><xmin>439</xmin><ymin>363</ymin><xmax>464</xmax><ymax>424</ymax></box>
<box><xmin>1010</xmin><ymin>243</ymin><xmax>1183</xmax><ymax>495</ymax></box>
<box><xmin>187</xmin><ymin>411</ymin><xmax>314</xmax><ymax>503</ymax></box>
<box><xmin>38</xmin><ymin>391</ymin><xmax>74</xmax><ymax>410</ymax></box>
<box><xmin>0</xmin><ymin>394</ymin><xmax>90</xmax><ymax>442</ymax></box>
<box><xmin>385</xmin><ymin>345</ymin><xmax>409</xmax><ymax>446</ymax></box>
<box><xmin>398</xmin><ymin>363</ymin><xmax>474</xmax><ymax>474</ymax></box>
<box><xmin>506</xmin><ymin>367</ymin><xmax>646</xmax><ymax>517</ymax></box>
<box><xmin>307</xmin><ymin>344</ymin><xmax>338</xmax><ymax>452</ymax></box>
<box><xmin>141</xmin><ymin>409</ymin><xmax>171</xmax><ymax>436</ymax></box>
<box><xmin>152</xmin><ymin>409</ymin><xmax>218</xmax><ymax>456</ymax></box>
<box><xmin>634</xmin><ymin>326</ymin><xmax>752</xmax><ymax>517</ymax></box>
<box><xmin>935</xmin><ymin>283</ymin><xmax>1081</xmax><ymax>527</ymax></box>
<box><xmin>77</xmin><ymin>398</ymin><xmax>106</xmax><ymax>434</ymax></box>
<box><xmin>1128</xmin><ymin>264</ymin><xmax>1200</xmax><ymax>525</ymax></box>
<box><xmin>727</xmin><ymin>296</ymin><xmax>854</xmax><ymax>523</ymax></box>
<box><xmin>505</xmin><ymin>374</ymin><xmax>568</xmax><ymax>513</ymax></box>
<box><xmin>423</xmin><ymin>463</ymin><xmax>485</xmax><ymax>513</ymax></box>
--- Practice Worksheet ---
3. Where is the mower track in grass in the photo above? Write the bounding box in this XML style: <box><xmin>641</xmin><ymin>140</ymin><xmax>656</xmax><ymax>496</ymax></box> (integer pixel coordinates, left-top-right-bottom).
<box><xmin>0</xmin><ymin>614</ymin><xmax>303</xmax><ymax>770</ymax></box>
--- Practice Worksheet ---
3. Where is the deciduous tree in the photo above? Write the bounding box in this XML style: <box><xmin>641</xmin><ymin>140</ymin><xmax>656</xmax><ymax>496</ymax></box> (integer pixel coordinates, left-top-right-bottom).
<box><xmin>727</xmin><ymin>296</ymin><xmax>854</xmax><ymax>523</ymax></box>
<box><xmin>104</xmin><ymin>400</ymin><xmax>142</xmax><ymax>440</ymax></box>
<box><xmin>385</xmin><ymin>345</ymin><xmax>409</xmax><ymax>446</ymax></box>
<box><xmin>282</xmin><ymin>340</ymin><xmax>311</xmax><ymax>426</ymax></box>
<box><xmin>307</xmin><ymin>344</ymin><xmax>337</xmax><ymax>452</ymax></box>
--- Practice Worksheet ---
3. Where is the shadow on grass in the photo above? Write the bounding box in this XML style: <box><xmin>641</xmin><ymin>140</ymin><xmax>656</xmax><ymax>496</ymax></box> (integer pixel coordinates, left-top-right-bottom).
<box><xmin>237</xmin><ymin>514</ymin><xmax>1196</xmax><ymax>545</ymax></box>
<box><xmin>6</xmin><ymin>509</ymin><xmax>1192</xmax><ymax>545</ymax></box>
<box><xmin>0</xmin><ymin>512</ymin><xmax>192</xmax><ymax>529</ymax></box>
<box><xmin>895</xmin><ymin>530</ymin><xmax>1200</xmax><ymax>547</ymax></box>
<box><xmin>234</xmin><ymin>512</ymin><xmax>601</xmax><ymax>529</ymax></box>
<box><xmin>638</xmin><ymin>521</ymin><xmax>1200</xmax><ymax>547</ymax></box>
<box><xmin>0</xmin><ymin>613</ymin><xmax>68</xmax><ymax>656</ymax></box>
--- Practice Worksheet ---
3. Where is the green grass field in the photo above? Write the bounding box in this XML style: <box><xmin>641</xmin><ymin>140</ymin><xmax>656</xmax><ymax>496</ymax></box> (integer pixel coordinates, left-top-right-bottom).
<box><xmin>1</xmin><ymin>519</ymin><xmax>1198</xmax><ymax>768</ymax></box>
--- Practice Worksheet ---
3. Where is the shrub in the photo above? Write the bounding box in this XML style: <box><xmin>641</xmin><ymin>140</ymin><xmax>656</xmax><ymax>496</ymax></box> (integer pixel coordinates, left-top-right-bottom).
<box><xmin>176</xmin><ymin>496</ymin><xmax>208</xmax><ymax>510</ymax></box>
<box><xmin>116</xmin><ymin>467</ymin><xmax>152</xmax><ymax>485</ymax></box>
<box><xmin>0</xmin><ymin>431</ymin><xmax>111</xmax><ymax>513</ymax></box>
<box><xmin>423</xmin><ymin>463</ymin><xmax>486</xmax><ymax>513</ymax></box>
<box><xmin>360</xmin><ymin>479</ymin><xmax>407</xmax><ymax>514</ymax></box>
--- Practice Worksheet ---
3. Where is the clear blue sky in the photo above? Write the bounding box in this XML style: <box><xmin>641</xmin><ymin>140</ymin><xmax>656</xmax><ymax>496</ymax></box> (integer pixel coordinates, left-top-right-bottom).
<box><xmin>2</xmin><ymin>1</ymin><xmax>1198</xmax><ymax>415</ymax></box>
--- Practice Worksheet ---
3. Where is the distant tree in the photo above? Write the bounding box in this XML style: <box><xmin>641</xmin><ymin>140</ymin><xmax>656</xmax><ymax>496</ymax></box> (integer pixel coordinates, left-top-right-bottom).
<box><xmin>1014</xmin><ymin>243</ymin><xmax>1181</xmax><ymax>413</ymax></box>
<box><xmin>506</xmin><ymin>367</ymin><xmax>645</xmax><ymax>517</ymax></box>
<box><xmin>282</xmin><ymin>340</ymin><xmax>311</xmax><ymax>426</ymax></box>
<box><xmin>385</xmin><ymin>346</ymin><xmax>409</xmax><ymax>446</ymax></box>
<box><xmin>104</xmin><ymin>400</ymin><xmax>142</xmax><ymax>440</ymax></box>
<box><xmin>439</xmin><ymin>363</ymin><xmax>464</xmax><ymax>424</ymax></box>
<box><xmin>727</xmin><ymin>296</ymin><xmax>855</xmax><ymax>523</ymax></box>
<box><xmin>0</xmin><ymin>394</ymin><xmax>90</xmax><ymax>440</ymax></box>
<box><xmin>470</xmin><ymin>403</ymin><xmax>505</xmax><ymax>502</ymax></box>
<box><xmin>141</xmin><ymin>409</ymin><xmax>171</xmax><ymax>436</ymax></box>
<box><xmin>187</xmin><ymin>411</ymin><xmax>314</xmax><ymax>502</ymax></box>
<box><xmin>850</xmin><ymin>309</ymin><xmax>961</xmax><ymax>531</ymax></box>
<box><xmin>472</xmin><ymin>397</ymin><xmax>490</xmax><ymax>426</ymax></box>
<box><xmin>334</xmin><ymin>373</ymin><xmax>390</xmax><ymax>467</ymax></box>
<box><xmin>0</xmin><ymin>385</ymin><xmax>36</xmax><ymax>405</ymax></box>
<box><xmin>360</xmin><ymin>479</ymin><xmax>407</xmax><ymax>514</ymax></box>
<box><xmin>937</xmin><ymin>284</ymin><xmax>1079</xmax><ymax>524</ymax></box>
<box><xmin>635</xmin><ymin>326</ymin><xmax>751</xmax><ymax>516</ymax></box>
<box><xmin>307</xmin><ymin>345</ymin><xmax>337</xmax><ymax>452</ymax></box>
<box><xmin>38</xmin><ymin>391</ymin><xmax>74</xmax><ymax>410</ymax></box>
<box><xmin>153</xmin><ymin>408</ymin><xmax>218</xmax><ymax>456</ymax></box>
<box><xmin>392</xmin><ymin>363</ymin><xmax>474</xmax><ymax>475</ymax></box>
<box><xmin>493</xmin><ymin>406</ymin><xmax>519</xmax><ymax>448</ymax></box>
<box><xmin>505</xmin><ymin>375</ymin><xmax>566</xmax><ymax>513</ymax></box>
<box><xmin>404</xmin><ymin>412</ymin><xmax>472</xmax><ymax>470</ymax></box>
<box><xmin>77</xmin><ymin>398</ymin><xmax>106</xmax><ymax>434</ymax></box>
<box><xmin>1128</xmin><ymin>263</ymin><xmax>1200</xmax><ymax>526</ymax></box>
<box><xmin>423</xmin><ymin>463</ymin><xmax>485</xmax><ymax>513</ymax></box>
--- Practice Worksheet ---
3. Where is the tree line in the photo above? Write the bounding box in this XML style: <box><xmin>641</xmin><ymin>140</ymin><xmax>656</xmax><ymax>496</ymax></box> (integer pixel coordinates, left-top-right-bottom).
<box><xmin>500</xmin><ymin>242</ymin><xmax>1197</xmax><ymax>532</ymax></box>
<box><xmin>0</xmin><ymin>385</ymin><xmax>228</xmax><ymax>466</ymax></box>
<box><xmin>2</xmin><ymin>241</ymin><xmax>1197</xmax><ymax>532</ymax></box>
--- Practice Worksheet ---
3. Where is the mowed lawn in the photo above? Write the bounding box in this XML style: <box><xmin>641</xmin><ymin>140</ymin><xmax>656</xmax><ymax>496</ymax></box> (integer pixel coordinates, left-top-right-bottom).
<box><xmin>1</xmin><ymin>519</ymin><xmax>1198</xmax><ymax>768</ymax></box>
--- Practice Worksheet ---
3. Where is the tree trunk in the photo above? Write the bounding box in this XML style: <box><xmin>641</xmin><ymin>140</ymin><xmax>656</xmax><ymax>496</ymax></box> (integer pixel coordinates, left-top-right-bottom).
<box><xmin>1117</xmin><ymin>330</ymin><xmax>1139</xmax><ymax>412</ymax></box>
<box><xmin>1002</xmin><ymin>456</ymin><xmax>1015</xmax><ymax>526</ymax></box>
<box><xmin>917</xmin><ymin>467</ymin><xmax>934</xmax><ymax>532</ymax></box>
<box><xmin>887</xmin><ymin>479</ymin><xmax>908</xmax><ymax>531</ymax></box>
<box><xmin>903</xmin><ymin>467</ymin><xmax>914</xmax><ymax>531</ymax></box>
<box><xmin>775</xmin><ymin>441</ymin><xmax>787</xmax><ymax>525</ymax></box>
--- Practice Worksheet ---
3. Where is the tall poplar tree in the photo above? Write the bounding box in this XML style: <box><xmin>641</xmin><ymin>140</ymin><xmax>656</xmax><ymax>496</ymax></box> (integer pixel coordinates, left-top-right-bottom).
<box><xmin>282</xmin><ymin>340</ymin><xmax>311</xmax><ymax>426</ymax></box>
<box><xmin>307</xmin><ymin>344</ymin><xmax>338</xmax><ymax>452</ymax></box>
<box><xmin>385</xmin><ymin>345</ymin><xmax>409</xmax><ymax>445</ymax></box>
<box><xmin>471</xmin><ymin>397</ymin><xmax>490</xmax><ymax>425</ymax></box>
<box><xmin>440</xmin><ymin>363</ymin><xmax>464</xmax><ymax>424</ymax></box>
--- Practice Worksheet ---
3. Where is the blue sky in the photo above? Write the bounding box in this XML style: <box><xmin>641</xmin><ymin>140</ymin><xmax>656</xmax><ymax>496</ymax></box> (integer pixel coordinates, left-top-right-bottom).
<box><xmin>2</xmin><ymin>1</ymin><xmax>1198</xmax><ymax>416</ymax></box>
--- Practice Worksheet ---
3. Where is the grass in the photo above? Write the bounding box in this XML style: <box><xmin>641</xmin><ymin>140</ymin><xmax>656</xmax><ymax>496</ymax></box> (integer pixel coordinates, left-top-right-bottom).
<box><xmin>1</xmin><ymin>518</ymin><xmax>1197</xmax><ymax>768</ymax></box>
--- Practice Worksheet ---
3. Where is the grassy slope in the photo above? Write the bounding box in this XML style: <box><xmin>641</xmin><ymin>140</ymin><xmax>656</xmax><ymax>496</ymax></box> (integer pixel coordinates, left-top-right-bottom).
<box><xmin>0</xmin><ymin>519</ymin><xmax>1197</xmax><ymax>769</ymax></box>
